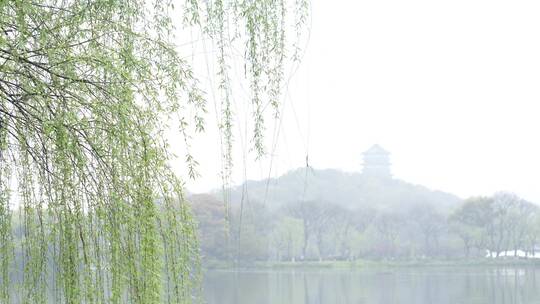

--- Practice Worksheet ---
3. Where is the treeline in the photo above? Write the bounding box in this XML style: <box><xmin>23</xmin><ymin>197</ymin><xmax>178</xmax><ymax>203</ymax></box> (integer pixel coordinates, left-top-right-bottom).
<box><xmin>189</xmin><ymin>192</ymin><xmax>540</xmax><ymax>262</ymax></box>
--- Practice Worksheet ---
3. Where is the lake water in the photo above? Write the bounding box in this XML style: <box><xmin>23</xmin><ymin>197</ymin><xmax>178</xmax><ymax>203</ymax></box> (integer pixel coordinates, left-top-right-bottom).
<box><xmin>203</xmin><ymin>267</ymin><xmax>540</xmax><ymax>304</ymax></box>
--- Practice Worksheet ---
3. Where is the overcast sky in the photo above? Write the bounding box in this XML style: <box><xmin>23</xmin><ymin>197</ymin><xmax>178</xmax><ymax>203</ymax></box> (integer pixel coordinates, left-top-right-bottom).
<box><xmin>176</xmin><ymin>0</ymin><xmax>540</xmax><ymax>203</ymax></box>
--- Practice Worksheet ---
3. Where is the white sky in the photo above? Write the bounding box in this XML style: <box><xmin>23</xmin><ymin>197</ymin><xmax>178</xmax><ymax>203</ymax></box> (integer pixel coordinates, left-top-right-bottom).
<box><xmin>175</xmin><ymin>0</ymin><xmax>540</xmax><ymax>203</ymax></box>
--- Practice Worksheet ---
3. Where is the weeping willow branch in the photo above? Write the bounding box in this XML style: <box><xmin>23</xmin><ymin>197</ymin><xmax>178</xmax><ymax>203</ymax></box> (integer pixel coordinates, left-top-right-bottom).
<box><xmin>0</xmin><ymin>0</ymin><xmax>309</xmax><ymax>303</ymax></box>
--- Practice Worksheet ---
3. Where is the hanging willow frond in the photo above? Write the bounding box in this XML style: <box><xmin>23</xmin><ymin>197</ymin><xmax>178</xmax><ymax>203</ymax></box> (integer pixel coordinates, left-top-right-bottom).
<box><xmin>0</xmin><ymin>0</ymin><xmax>309</xmax><ymax>303</ymax></box>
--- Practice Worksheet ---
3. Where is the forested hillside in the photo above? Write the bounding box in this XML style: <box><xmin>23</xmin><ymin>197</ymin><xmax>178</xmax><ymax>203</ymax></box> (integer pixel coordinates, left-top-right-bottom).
<box><xmin>225</xmin><ymin>168</ymin><xmax>461</xmax><ymax>211</ymax></box>
<box><xmin>190</xmin><ymin>168</ymin><xmax>540</xmax><ymax>263</ymax></box>
<box><xmin>190</xmin><ymin>168</ymin><xmax>466</xmax><ymax>262</ymax></box>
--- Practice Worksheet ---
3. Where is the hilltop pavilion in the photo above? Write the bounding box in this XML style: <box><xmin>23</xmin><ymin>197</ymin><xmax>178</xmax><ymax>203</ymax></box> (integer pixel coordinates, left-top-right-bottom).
<box><xmin>362</xmin><ymin>144</ymin><xmax>392</xmax><ymax>179</ymax></box>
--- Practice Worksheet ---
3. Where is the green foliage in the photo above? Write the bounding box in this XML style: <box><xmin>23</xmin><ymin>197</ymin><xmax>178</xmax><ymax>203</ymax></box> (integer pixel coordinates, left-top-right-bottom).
<box><xmin>194</xmin><ymin>170</ymin><xmax>540</xmax><ymax>263</ymax></box>
<box><xmin>451</xmin><ymin>193</ymin><xmax>539</xmax><ymax>258</ymax></box>
<box><xmin>194</xmin><ymin>168</ymin><xmax>463</xmax><ymax>261</ymax></box>
<box><xmin>189</xmin><ymin>194</ymin><xmax>228</xmax><ymax>260</ymax></box>
<box><xmin>270</xmin><ymin>216</ymin><xmax>303</xmax><ymax>261</ymax></box>
<box><xmin>0</xmin><ymin>0</ymin><xmax>308</xmax><ymax>303</ymax></box>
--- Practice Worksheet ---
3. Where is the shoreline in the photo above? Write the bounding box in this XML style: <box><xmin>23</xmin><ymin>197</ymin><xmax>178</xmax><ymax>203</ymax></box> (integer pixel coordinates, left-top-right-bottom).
<box><xmin>203</xmin><ymin>258</ymin><xmax>540</xmax><ymax>270</ymax></box>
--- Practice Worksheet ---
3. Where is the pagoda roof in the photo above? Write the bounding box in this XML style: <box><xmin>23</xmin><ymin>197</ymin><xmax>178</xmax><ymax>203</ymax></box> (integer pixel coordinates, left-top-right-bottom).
<box><xmin>362</xmin><ymin>144</ymin><xmax>390</xmax><ymax>155</ymax></box>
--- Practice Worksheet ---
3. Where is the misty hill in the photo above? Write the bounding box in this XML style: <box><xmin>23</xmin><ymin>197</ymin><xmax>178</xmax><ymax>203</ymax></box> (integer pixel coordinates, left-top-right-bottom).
<box><xmin>222</xmin><ymin>167</ymin><xmax>462</xmax><ymax>213</ymax></box>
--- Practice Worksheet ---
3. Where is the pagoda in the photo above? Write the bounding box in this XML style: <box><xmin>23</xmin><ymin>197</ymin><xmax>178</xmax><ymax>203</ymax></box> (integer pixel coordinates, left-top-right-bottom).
<box><xmin>362</xmin><ymin>144</ymin><xmax>392</xmax><ymax>179</ymax></box>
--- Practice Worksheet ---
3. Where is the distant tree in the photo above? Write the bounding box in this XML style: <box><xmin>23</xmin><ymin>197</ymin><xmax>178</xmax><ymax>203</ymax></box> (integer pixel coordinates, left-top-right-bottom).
<box><xmin>189</xmin><ymin>194</ymin><xmax>228</xmax><ymax>260</ymax></box>
<box><xmin>231</xmin><ymin>200</ymin><xmax>274</xmax><ymax>261</ymax></box>
<box><xmin>270</xmin><ymin>216</ymin><xmax>304</xmax><ymax>261</ymax></box>
<box><xmin>450</xmin><ymin>196</ymin><xmax>494</xmax><ymax>256</ymax></box>
<box><xmin>525</xmin><ymin>211</ymin><xmax>540</xmax><ymax>256</ymax></box>
<box><xmin>451</xmin><ymin>193</ymin><xmax>535</xmax><ymax>258</ymax></box>
<box><xmin>288</xmin><ymin>200</ymin><xmax>336</xmax><ymax>260</ymax></box>
<box><xmin>372</xmin><ymin>211</ymin><xmax>404</xmax><ymax>258</ymax></box>
<box><xmin>410</xmin><ymin>204</ymin><xmax>446</xmax><ymax>257</ymax></box>
<box><xmin>506</xmin><ymin>198</ymin><xmax>537</xmax><ymax>256</ymax></box>
<box><xmin>328</xmin><ymin>207</ymin><xmax>376</xmax><ymax>260</ymax></box>
<box><xmin>448</xmin><ymin>215</ymin><xmax>482</xmax><ymax>258</ymax></box>
<box><xmin>490</xmin><ymin>192</ymin><xmax>521</xmax><ymax>256</ymax></box>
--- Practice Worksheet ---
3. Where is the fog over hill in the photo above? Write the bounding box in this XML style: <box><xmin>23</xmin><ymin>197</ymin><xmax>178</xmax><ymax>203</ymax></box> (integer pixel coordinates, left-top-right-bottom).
<box><xmin>220</xmin><ymin>167</ymin><xmax>462</xmax><ymax>213</ymax></box>
<box><xmin>211</xmin><ymin>145</ymin><xmax>462</xmax><ymax>213</ymax></box>
<box><xmin>192</xmin><ymin>147</ymin><xmax>538</xmax><ymax>262</ymax></box>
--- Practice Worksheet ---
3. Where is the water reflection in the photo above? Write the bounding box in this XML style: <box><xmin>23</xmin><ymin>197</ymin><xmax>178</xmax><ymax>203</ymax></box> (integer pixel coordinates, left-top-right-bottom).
<box><xmin>203</xmin><ymin>267</ymin><xmax>540</xmax><ymax>304</ymax></box>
